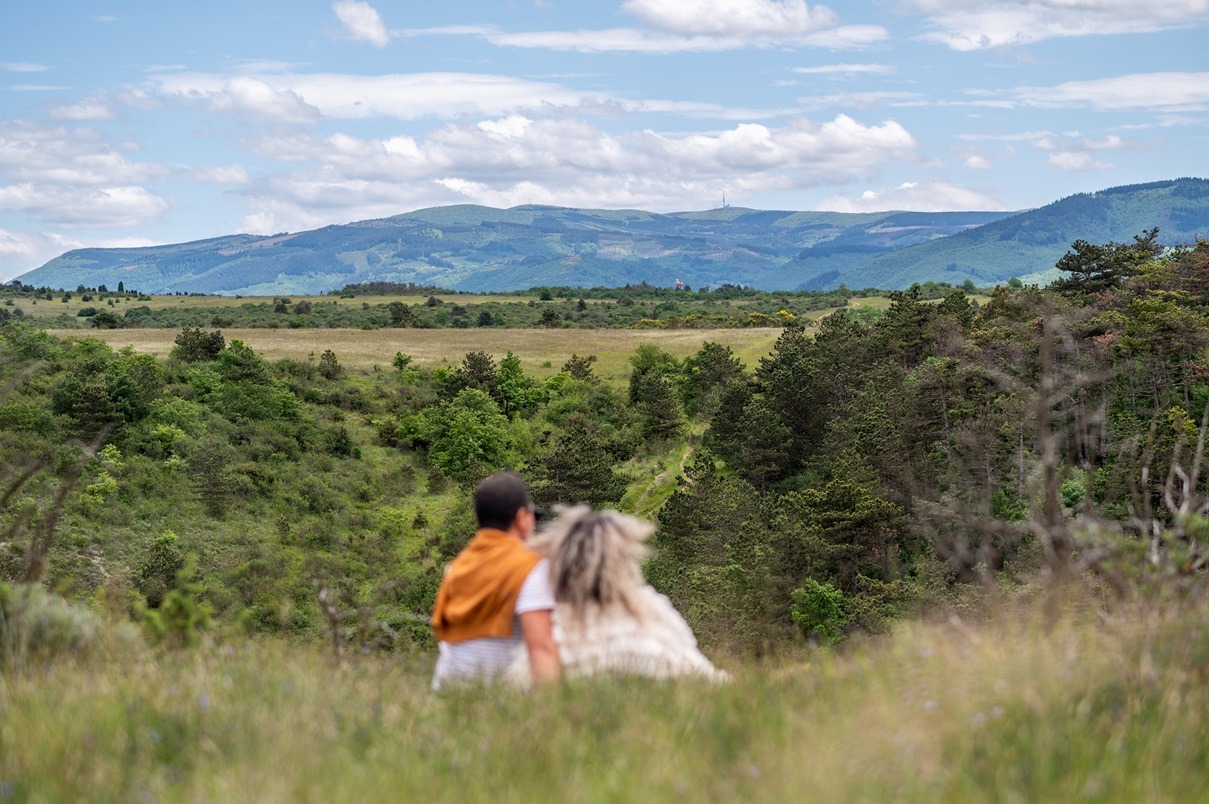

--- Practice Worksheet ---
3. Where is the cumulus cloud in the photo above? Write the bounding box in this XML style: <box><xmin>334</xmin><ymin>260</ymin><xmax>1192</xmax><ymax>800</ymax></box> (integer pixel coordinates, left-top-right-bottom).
<box><xmin>165</xmin><ymin>76</ymin><xmax>322</xmax><ymax>125</ymax></box>
<box><xmin>235</xmin><ymin>113</ymin><xmax>917</xmax><ymax>233</ymax></box>
<box><xmin>818</xmin><ymin>180</ymin><xmax>1005</xmax><ymax>212</ymax></box>
<box><xmin>963</xmin><ymin>155</ymin><xmax>991</xmax><ymax>169</ymax></box>
<box><xmin>0</xmin><ymin>123</ymin><xmax>167</xmax><ymax>186</ymax></box>
<box><xmin>392</xmin><ymin>1</ymin><xmax>888</xmax><ymax>53</ymax></box>
<box><xmin>332</xmin><ymin>0</ymin><xmax>391</xmax><ymax>47</ymax></box>
<box><xmin>0</xmin><ymin>122</ymin><xmax>170</xmax><ymax>228</ymax></box>
<box><xmin>909</xmin><ymin>0</ymin><xmax>1209</xmax><ymax>50</ymax></box>
<box><xmin>0</xmin><ymin>183</ymin><xmax>169</xmax><ymax>227</ymax></box>
<box><xmin>393</xmin><ymin>23</ymin><xmax>890</xmax><ymax>53</ymax></box>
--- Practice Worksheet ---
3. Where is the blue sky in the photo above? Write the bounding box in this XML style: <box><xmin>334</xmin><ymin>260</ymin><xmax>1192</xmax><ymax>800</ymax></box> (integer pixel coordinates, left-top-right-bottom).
<box><xmin>1</xmin><ymin>0</ymin><xmax>1206</xmax><ymax>280</ymax></box>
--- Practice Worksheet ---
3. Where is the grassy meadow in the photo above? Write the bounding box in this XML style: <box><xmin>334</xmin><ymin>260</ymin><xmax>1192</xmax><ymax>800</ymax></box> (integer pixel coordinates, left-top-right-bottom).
<box><xmin>3</xmin><ymin>596</ymin><xmax>1207</xmax><ymax>802</ymax></box>
<box><xmin>46</xmin><ymin>327</ymin><xmax>784</xmax><ymax>381</ymax></box>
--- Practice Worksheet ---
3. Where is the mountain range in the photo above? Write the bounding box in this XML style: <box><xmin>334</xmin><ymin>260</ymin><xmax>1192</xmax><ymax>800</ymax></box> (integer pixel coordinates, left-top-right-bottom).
<box><xmin>16</xmin><ymin>178</ymin><xmax>1209</xmax><ymax>295</ymax></box>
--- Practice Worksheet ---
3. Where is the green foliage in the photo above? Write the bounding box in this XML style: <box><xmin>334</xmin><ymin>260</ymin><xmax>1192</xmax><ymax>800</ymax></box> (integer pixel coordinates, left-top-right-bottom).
<box><xmin>425</xmin><ymin>389</ymin><xmax>514</xmax><ymax>482</ymax></box>
<box><xmin>497</xmin><ymin>351</ymin><xmax>543</xmax><ymax>416</ymax></box>
<box><xmin>318</xmin><ymin>349</ymin><xmax>343</xmax><ymax>380</ymax></box>
<box><xmin>142</xmin><ymin>556</ymin><xmax>211</xmax><ymax>648</ymax></box>
<box><xmin>790</xmin><ymin>579</ymin><xmax>848</xmax><ymax>644</ymax></box>
<box><xmin>530</xmin><ymin>418</ymin><xmax>627</xmax><ymax>507</ymax></box>
<box><xmin>171</xmin><ymin>326</ymin><xmax>225</xmax><ymax>362</ymax></box>
<box><xmin>561</xmin><ymin>353</ymin><xmax>597</xmax><ymax>382</ymax></box>
<box><xmin>1053</xmin><ymin>227</ymin><xmax>1161</xmax><ymax>295</ymax></box>
<box><xmin>135</xmin><ymin>531</ymin><xmax>186</xmax><ymax>609</ymax></box>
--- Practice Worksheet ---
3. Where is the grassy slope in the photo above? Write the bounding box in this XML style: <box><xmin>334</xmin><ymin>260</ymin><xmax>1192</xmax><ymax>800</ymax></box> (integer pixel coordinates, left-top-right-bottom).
<box><xmin>3</xmin><ymin>600</ymin><xmax>1207</xmax><ymax>801</ymax></box>
<box><xmin>15</xmin><ymin>202</ymin><xmax>1018</xmax><ymax>295</ymax></box>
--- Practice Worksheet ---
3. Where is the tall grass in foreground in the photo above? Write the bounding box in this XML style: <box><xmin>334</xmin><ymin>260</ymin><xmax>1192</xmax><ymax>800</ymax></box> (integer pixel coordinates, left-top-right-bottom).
<box><xmin>3</xmin><ymin>600</ymin><xmax>1208</xmax><ymax>803</ymax></box>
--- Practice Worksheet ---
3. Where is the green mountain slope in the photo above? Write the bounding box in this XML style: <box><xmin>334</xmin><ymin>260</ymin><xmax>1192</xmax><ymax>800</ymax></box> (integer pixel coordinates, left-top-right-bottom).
<box><xmin>824</xmin><ymin>178</ymin><xmax>1209</xmax><ymax>290</ymax></box>
<box><xmin>16</xmin><ymin>206</ymin><xmax>1009</xmax><ymax>295</ymax></box>
<box><xmin>14</xmin><ymin>179</ymin><xmax>1209</xmax><ymax>294</ymax></box>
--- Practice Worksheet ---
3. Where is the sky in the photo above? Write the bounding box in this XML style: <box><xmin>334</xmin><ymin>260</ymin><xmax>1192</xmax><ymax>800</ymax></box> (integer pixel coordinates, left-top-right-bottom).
<box><xmin>1</xmin><ymin>0</ymin><xmax>1206</xmax><ymax>281</ymax></box>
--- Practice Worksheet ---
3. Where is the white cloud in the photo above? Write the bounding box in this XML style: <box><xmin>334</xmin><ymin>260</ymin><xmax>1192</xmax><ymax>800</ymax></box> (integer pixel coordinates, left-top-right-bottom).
<box><xmin>50</xmin><ymin>98</ymin><xmax>116</xmax><ymax>121</ymax></box>
<box><xmin>1030</xmin><ymin>132</ymin><xmax>1132</xmax><ymax>171</ymax></box>
<box><xmin>1013</xmin><ymin>72</ymin><xmax>1209</xmax><ymax>112</ymax></box>
<box><xmin>0</xmin><ymin>123</ymin><xmax>167</xmax><ymax>186</ymax></box>
<box><xmin>441</xmin><ymin>23</ymin><xmax>890</xmax><ymax>53</ymax></box>
<box><xmin>798</xmin><ymin>24</ymin><xmax>890</xmax><ymax>48</ymax></box>
<box><xmin>621</xmin><ymin>0</ymin><xmax>837</xmax><ymax>37</ymax></box>
<box><xmin>397</xmin><ymin>8</ymin><xmax>888</xmax><ymax>53</ymax></box>
<box><xmin>153</xmin><ymin>71</ymin><xmax>585</xmax><ymax>121</ymax></box>
<box><xmin>332</xmin><ymin>0</ymin><xmax>390</xmax><ymax>47</ymax></box>
<box><xmin>0</xmin><ymin>123</ymin><xmax>169</xmax><ymax>228</ymax></box>
<box><xmin>964</xmin><ymin>155</ymin><xmax>991</xmax><ymax>169</ymax></box>
<box><xmin>819</xmin><ymin>180</ymin><xmax>1005</xmax><ymax>212</ymax></box>
<box><xmin>192</xmin><ymin>77</ymin><xmax>322</xmax><ymax>125</ymax></box>
<box><xmin>793</xmin><ymin>63</ymin><xmax>895</xmax><ymax>76</ymax></box>
<box><xmin>910</xmin><ymin>0</ymin><xmax>1209</xmax><ymax>50</ymax></box>
<box><xmin>0</xmin><ymin>183</ymin><xmax>169</xmax><ymax>227</ymax></box>
<box><xmin>236</xmin><ymin>113</ymin><xmax>917</xmax><ymax>233</ymax></box>
<box><xmin>485</xmin><ymin>28</ymin><xmax>749</xmax><ymax>53</ymax></box>
<box><xmin>0</xmin><ymin>62</ymin><xmax>49</xmax><ymax>73</ymax></box>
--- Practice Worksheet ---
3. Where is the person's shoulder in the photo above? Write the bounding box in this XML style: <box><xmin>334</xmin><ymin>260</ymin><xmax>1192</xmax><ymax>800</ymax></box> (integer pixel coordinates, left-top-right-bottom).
<box><xmin>516</xmin><ymin>557</ymin><xmax>555</xmax><ymax>613</ymax></box>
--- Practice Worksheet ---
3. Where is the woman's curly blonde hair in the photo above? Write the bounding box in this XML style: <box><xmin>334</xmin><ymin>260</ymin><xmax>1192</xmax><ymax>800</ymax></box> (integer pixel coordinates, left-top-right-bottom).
<box><xmin>528</xmin><ymin>505</ymin><xmax>654</xmax><ymax>620</ymax></box>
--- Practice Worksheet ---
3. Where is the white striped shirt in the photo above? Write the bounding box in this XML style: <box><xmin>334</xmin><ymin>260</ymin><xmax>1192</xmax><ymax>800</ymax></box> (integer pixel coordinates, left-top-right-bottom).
<box><xmin>431</xmin><ymin>559</ymin><xmax>555</xmax><ymax>691</ymax></box>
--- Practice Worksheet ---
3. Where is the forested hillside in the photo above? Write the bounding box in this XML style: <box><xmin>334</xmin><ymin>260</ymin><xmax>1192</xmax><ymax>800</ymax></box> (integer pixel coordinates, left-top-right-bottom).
<box><xmin>819</xmin><ymin>177</ymin><xmax>1209</xmax><ymax>290</ymax></box>
<box><xmin>17</xmin><ymin>179</ymin><xmax>1209</xmax><ymax>297</ymax></box>
<box><xmin>4</xmin><ymin>236</ymin><xmax>1208</xmax><ymax>651</ymax></box>
<box><xmin>18</xmin><ymin>206</ymin><xmax>1006</xmax><ymax>296</ymax></box>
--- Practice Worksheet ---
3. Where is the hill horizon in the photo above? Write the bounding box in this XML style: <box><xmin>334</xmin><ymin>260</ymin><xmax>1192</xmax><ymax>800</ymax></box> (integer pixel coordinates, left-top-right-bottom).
<box><xmin>14</xmin><ymin>177</ymin><xmax>1209</xmax><ymax>295</ymax></box>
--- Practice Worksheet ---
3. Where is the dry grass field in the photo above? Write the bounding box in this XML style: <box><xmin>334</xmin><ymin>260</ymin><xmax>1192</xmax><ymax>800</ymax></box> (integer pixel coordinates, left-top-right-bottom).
<box><xmin>52</xmin><ymin>327</ymin><xmax>784</xmax><ymax>381</ymax></box>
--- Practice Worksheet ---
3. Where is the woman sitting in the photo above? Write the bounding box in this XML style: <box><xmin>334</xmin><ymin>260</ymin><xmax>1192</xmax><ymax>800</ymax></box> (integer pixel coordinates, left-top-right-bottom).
<box><xmin>512</xmin><ymin>505</ymin><xmax>726</xmax><ymax>682</ymax></box>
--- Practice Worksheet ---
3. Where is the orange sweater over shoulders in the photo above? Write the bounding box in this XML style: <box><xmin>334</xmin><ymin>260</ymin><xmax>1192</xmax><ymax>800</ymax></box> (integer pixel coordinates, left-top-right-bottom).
<box><xmin>430</xmin><ymin>528</ymin><xmax>543</xmax><ymax>643</ymax></box>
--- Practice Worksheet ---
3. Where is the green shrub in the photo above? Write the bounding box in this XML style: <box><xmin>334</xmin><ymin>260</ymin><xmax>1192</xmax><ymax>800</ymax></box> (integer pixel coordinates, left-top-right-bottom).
<box><xmin>142</xmin><ymin>558</ymin><xmax>210</xmax><ymax>648</ymax></box>
<box><xmin>790</xmin><ymin>579</ymin><xmax>848</xmax><ymax>645</ymax></box>
<box><xmin>135</xmin><ymin>531</ymin><xmax>186</xmax><ymax>608</ymax></box>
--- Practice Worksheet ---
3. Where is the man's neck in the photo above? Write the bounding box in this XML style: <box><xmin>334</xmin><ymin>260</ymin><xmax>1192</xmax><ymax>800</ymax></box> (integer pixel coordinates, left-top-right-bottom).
<box><xmin>478</xmin><ymin>526</ymin><xmax>526</xmax><ymax>542</ymax></box>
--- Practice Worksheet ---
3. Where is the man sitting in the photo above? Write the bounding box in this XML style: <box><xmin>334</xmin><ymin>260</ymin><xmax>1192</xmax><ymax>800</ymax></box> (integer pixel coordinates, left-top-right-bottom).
<box><xmin>430</xmin><ymin>471</ymin><xmax>560</xmax><ymax>690</ymax></box>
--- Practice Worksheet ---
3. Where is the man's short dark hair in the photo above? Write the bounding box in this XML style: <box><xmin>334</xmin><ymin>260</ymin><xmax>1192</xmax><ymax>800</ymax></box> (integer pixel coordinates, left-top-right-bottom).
<box><xmin>474</xmin><ymin>471</ymin><xmax>532</xmax><ymax>530</ymax></box>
